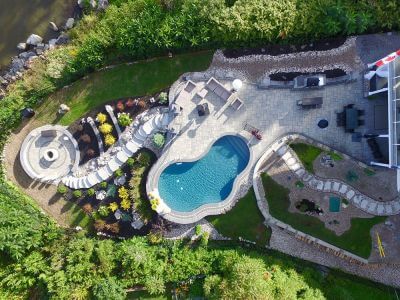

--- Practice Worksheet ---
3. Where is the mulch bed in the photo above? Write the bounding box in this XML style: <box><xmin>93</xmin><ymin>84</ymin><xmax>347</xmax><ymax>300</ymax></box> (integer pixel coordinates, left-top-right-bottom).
<box><xmin>269</xmin><ymin>68</ymin><xmax>347</xmax><ymax>81</ymax></box>
<box><xmin>223</xmin><ymin>37</ymin><xmax>347</xmax><ymax>58</ymax></box>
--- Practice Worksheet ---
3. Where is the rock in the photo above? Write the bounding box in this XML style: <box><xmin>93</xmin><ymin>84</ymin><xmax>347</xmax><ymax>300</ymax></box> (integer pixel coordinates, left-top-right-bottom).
<box><xmin>90</xmin><ymin>0</ymin><xmax>97</xmax><ymax>8</ymax></box>
<box><xmin>56</xmin><ymin>33</ymin><xmax>69</xmax><ymax>45</ymax></box>
<box><xmin>9</xmin><ymin>58</ymin><xmax>25</xmax><ymax>74</ymax></box>
<box><xmin>36</xmin><ymin>48</ymin><xmax>44</xmax><ymax>55</ymax></box>
<box><xmin>49</xmin><ymin>21</ymin><xmax>59</xmax><ymax>32</ymax></box>
<box><xmin>98</xmin><ymin>0</ymin><xmax>109</xmax><ymax>10</ymax></box>
<box><xmin>77</xmin><ymin>0</ymin><xmax>84</xmax><ymax>8</ymax></box>
<box><xmin>26</xmin><ymin>34</ymin><xmax>43</xmax><ymax>46</ymax></box>
<box><xmin>0</xmin><ymin>76</ymin><xmax>7</xmax><ymax>85</ymax></box>
<box><xmin>18</xmin><ymin>51</ymin><xmax>36</xmax><ymax>60</ymax></box>
<box><xmin>65</xmin><ymin>18</ymin><xmax>75</xmax><ymax>29</ymax></box>
<box><xmin>17</xmin><ymin>42</ymin><xmax>27</xmax><ymax>50</ymax></box>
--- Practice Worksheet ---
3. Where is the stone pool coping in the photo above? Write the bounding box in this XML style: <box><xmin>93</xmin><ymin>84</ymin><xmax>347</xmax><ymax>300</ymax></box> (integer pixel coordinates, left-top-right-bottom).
<box><xmin>146</xmin><ymin>132</ymin><xmax>253</xmax><ymax>224</ymax></box>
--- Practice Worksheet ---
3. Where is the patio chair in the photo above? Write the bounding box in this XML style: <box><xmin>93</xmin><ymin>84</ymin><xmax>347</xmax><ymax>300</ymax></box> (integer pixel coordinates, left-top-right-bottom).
<box><xmin>358</xmin><ymin>119</ymin><xmax>365</xmax><ymax>126</ymax></box>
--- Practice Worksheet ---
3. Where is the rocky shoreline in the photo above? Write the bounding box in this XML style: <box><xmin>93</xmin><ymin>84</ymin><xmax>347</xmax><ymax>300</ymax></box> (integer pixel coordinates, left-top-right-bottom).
<box><xmin>0</xmin><ymin>0</ymin><xmax>109</xmax><ymax>100</ymax></box>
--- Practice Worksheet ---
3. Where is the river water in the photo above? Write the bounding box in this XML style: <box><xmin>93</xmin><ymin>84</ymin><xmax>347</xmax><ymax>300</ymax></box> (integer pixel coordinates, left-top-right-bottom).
<box><xmin>0</xmin><ymin>0</ymin><xmax>75</xmax><ymax>70</ymax></box>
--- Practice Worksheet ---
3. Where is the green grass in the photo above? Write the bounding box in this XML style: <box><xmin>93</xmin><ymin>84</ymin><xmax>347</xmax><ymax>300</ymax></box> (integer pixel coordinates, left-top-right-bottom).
<box><xmin>35</xmin><ymin>51</ymin><xmax>213</xmax><ymax>125</ymax></box>
<box><xmin>328</xmin><ymin>151</ymin><xmax>343</xmax><ymax>161</ymax></box>
<box><xmin>261</xmin><ymin>174</ymin><xmax>385</xmax><ymax>258</ymax></box>
<box><xmin>289</xmin><ymin>142</ymin><xmax>322</xmax><ymax>173</ymax></box>
<box><xmin>207</xmin><ymin>188</ymin><xmax>271</xmax><ymax>246</ymax></box>
<box><xmin>63</xmin><ymin>201</ymin><xmax>94</xmax><ymax>231</ymax></box>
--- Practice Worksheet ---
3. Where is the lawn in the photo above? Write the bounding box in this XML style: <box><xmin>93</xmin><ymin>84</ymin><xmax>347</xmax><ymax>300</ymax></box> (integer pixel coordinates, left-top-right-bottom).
<box><xmin>261</xmin><ymin>174</ymin><xmax>385</xmax><ymax>258</ymax></box>
<box><xmin>289</xmin><ymin>142</ymin><xmax>322</xmax><ymax>173</ymax></box>
<box><xmin>207</xmin><ymin>188</ymin><xmax>271</xmax><ymax>246</ymax></box>
<box><xmin>35</xmin><ymin>51</ymin><xmax>213</xmax><ymax>125</ymax></box>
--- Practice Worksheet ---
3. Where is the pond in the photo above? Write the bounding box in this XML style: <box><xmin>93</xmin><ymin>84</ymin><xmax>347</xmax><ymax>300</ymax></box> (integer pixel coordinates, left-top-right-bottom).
<box><xmin>0</xmin><ymin>0</ymin><xmax>75</xmax><ymax>70</ymax></box>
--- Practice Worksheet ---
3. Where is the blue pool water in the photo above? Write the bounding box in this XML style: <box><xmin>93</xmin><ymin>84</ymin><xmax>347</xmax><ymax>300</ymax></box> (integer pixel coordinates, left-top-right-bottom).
<box><xmin>158</xmin><ymin>135</ymin><xmax>250</xmax><ymax>212</ymax></box>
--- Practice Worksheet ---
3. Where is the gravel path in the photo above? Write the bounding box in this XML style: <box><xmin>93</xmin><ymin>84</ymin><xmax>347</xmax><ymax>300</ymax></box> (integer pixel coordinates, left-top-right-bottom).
<box><xmin>269</xmin><ymin>226</ymin><xmax>400</xmax><ymax>288</ymax></box>
<box><xmin>3</xmin><ymin>118</ymin><xmax>71</xmax><ymax>227</ymax></box>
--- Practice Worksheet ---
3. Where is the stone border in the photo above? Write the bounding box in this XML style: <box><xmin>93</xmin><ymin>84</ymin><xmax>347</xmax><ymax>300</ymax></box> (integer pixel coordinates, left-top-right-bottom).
<box><xmin>146</xmin><ymin>133</ymin><xmax>253</xmax><ymax>224</ymax></box>
<box><xmin>252</xmin><ymin>133</ymin><xmax>369</xmax><ymax>264</ymax></box>
<box><xmin>19</xmin><ymin>124</ymin><xmax>80</xmax><ymax>183</ymax></box>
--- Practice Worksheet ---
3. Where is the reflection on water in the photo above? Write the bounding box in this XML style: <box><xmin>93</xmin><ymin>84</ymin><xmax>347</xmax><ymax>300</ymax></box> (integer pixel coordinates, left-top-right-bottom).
<box><xmin>0</xmin><ymin>0</ymin><xmax>74</xmax><ymax>70</ymax></box>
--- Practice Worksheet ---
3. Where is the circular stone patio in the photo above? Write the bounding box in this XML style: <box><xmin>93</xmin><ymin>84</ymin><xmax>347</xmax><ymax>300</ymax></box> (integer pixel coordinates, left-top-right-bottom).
<box><xmin>19</xmin><ymin>125</ymin><xmax>80</xmax><ymax>183</ymax></box>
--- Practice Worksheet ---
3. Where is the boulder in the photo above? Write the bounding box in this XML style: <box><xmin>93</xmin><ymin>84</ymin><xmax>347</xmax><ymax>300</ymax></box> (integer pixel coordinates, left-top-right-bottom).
<box><xmin>17</xmin><ymin>42</ymin><xmax>27</xmax><ymax>50</ymax></box>
<box><xmin>19</xmin><ymin>51</ymin><xmax>36</xmax><ymax>60</ymax></box>
<box><xmin>49</xmin><ymin>21</ymin><xmax>59</xmax><ymax>32</ymax></box>
<box><xmin>56</xmin><ymin>33</ymin><xmax>69</xmax><ymax>45</ymax></box>
<box><xmin>98</xmin><ymin>0</ymin><xmax>109</xmax><ymax>9</ymax></box>
<box><xmin>77</xmin><ymin>0</ymin><xmax>84</xmax><ymax>8</ymax></box>
<box><xmin>0</xmin><ymin>76</ymin><xmax>7</xmax><ymax>86</ymax></box>
<box><xmin>65</xmin><ymin>18</ymin><xmax>75</xmax><ymax>29</ymax></box>
<box><xmin>26</xmin><ymin>34</ymin><xmax>43</xmax><ymax>46</ymax></box>
<box><xmin>90</xmin><ymin>0</ymin><xmax>97</xmax><ymax>8</ymax></box>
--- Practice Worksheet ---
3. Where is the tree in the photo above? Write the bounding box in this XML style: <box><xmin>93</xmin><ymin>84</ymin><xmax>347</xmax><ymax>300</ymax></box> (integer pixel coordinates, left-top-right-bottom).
<box><xmin>93</xmin><ymin>277</ymin><xmax>126</xmax><ymax>300</ymax></box>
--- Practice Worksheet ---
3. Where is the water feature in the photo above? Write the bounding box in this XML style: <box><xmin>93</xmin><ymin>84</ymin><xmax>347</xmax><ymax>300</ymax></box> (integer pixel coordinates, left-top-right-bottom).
<box><xmin>158</xmin><ymin>135</ymin><xmax>250</xmax><ymax>212</ymax></box>
<box><xmin>0</xmin><ymin>0</ymin><xmax>75</xmax><ymax>70</ymax></box>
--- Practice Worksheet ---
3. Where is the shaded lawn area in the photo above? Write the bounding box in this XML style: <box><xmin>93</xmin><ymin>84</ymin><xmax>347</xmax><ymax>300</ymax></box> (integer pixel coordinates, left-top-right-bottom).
<box><xmin>290</xmin><ymin>142</ymin><xmax>322</xmax><ymax>173</ymax></box>
<box><xmin>62</xmin><ymin>200</ymin><xmax>94</xmax><ymax>232</ymax></box>
<box><xmin>261</xmin><ymin>174</ymin><xmax>385</xmax><ymax>258</ymax></box>
<box><xmin>207</xmin><ymin>188</ymin><xmax>271</xmax><ymax>246</ymax></box>
<box><xmin>35</xmin><ymin>51</ymin><xmax>213</xmax><ymax>125</ymax></box>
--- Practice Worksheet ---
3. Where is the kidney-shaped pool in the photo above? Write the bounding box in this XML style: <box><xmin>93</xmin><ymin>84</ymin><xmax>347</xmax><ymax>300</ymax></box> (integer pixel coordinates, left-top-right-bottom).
<box><xmin>158</xmin><ymin>135</ymin><xmax>250</xmax><ymax>212</ymax></box>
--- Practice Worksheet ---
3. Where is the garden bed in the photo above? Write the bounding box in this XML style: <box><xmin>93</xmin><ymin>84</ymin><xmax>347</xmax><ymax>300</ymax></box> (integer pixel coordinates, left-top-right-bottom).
<box><xmin>60</xmin><ymin>149</ymin><xmax>171</xmax><ymax>238</ymax></box>
<box><xmin>223</xmin><ymin>37</ymin><xmax>346</xmax><ymax>58</ymax></box>
<box><xmin>269</xmin><ymin>68</ymin><xmax>347</xmax><ymax>81</ymax></box>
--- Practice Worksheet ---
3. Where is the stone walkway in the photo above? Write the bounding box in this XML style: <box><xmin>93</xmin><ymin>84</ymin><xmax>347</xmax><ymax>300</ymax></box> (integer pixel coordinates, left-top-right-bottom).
<box><xmin>278</xmin><ymin>143</ymin><xmax>400</xmax><ymax>216</ymax></box>
<box><xmin>163</xmin><ymin>219</ymin><xmax>228</xmax><ymax>240</ymax></box>
<box><xmin>269</xmin><ymin>226</ymin><xmax>400</xmax><ymax>288</ymax></box>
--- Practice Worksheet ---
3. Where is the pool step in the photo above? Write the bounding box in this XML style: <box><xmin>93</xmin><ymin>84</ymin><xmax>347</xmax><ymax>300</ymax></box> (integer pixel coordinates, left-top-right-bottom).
<box><xmin>225</xmin><ymin>136</ymin><xmax>249</xmax><ymax>161</ymax></box>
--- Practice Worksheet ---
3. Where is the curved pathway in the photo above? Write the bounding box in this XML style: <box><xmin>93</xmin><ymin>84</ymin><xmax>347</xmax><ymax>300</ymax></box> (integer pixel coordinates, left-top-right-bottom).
<box><xmin>62</xmin><ymin>109</ymin><xmax>169</xmax><ymax>189</ymax></box>
<box><xmin>278</xmin><ymin>145</ymin><xmax>400</xmax><ymax>216</ymax></box>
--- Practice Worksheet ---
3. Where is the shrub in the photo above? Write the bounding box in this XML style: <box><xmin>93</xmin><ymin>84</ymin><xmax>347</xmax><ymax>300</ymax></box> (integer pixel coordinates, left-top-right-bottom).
<box><xmin>126</xmin><ymin>98</ymin><xmax>135</xmax><ymax>108</ymax></box>
<box><xmin>158</xmin><ymin>92</ymin><xmax>168</xmax><ymax>104</ymax></box>
<box><xmin>138</xmin><ymin>152</ymin><xmax>151</xmax><ymax>167</ymax></box>
<box><xmin>138</xmin><ymin>99</ymin><xmax>146</xmax><ymax>109</ymax></box>
<box><xmin>126</xmin><ymin>157</ymin><xmax>135</xmax><ymax>167</ymax></box>
<box><xmin>201</xmin><ymin>232</ymin><xmax>209</xmax><ymax>246</ymax></box>
<box><xmin>99</xmin><ymin>123</ymin><xmax>113</xmax><ymax>134</ymax></box>
<box><xmin>96</xmin><ymin>112</ymin><xmax>107</xmax><ymax>124</ymax></box>
<box><xmin>73</xmin><ymin>190</ymin><xmax>82</xmax><ymax>198</ymax></box>
<box><xmin>94</xmin><ymin>219</ymin><xmax>106</xmax><ymax>231</ymax></box>
<box><xmin>98</xmin><ymin>205</ymin><xmax>110</xmax><ymax>217</ymax></box>
<box><xmin>115</xmin><ymin>168</ymin><xmax>123</xmax><ymax>177</ymax></box>
<box><xmin>152</xmin><ymin>133</ymin><xmax>165</xmax><ymax>148</ymax></box>
<box><xmin>147</xmin><ymin>231</ymin><xmax>162</xmax><ymax>244</ymax></box>
<box><xmin>104</xmin><ymin>134</ymin><xmax>116</xmax><ymax>146</ymax></box>
<box><xmin>82</xmin><ymin>203</ymin><xmax>93</xmax><ymax>213</ymax></box>
<box><xmin>109</xmin><ymin>202</ymin><xmax>118</xmax><ymax>212</ymax></box>
<box><xmin>87</xmin><ymin>188</ymin><xmax>95</xmax><ymax>196</ymax></box>
<box><xmin>57</xmin><ymin>184</ymin><xmax>68</xmax><ymax>195</ymax></box>
<box><xmin>116</xmin><ymin>100</ymin><xmax>124</xmax><ymax>112</ymax></box>
<box><xmin>80</xmin><ymin>134</ymin><xmax>91</xmax><ymax>143</ymax></box>
<box><xmin>195</xmin><ymin>224</ymin><xmax>202</xmax><ymax>236</ymax></box>
<box><xmin>100</xmin><ymin>181</ymin><xmax>108</xmax><ymax>188</ymax></box>
<box><xmin>120</xmin><ymin>198</ymin><xmax>131</xmax><ymax>210</ymax></box>
<box><xmin>118</xmin><ymin>112</ymin><xmax>132</xmax><ymax>127</ymax></box>
<box><xmin>105</xmin><ymin>222</ymin><xmax>120</xmax><ymax>234</ymax></box>
<box><xmin>87</xmin><ymin>148</ymin><xmax>96</xmax><ymax>157</ymax></box>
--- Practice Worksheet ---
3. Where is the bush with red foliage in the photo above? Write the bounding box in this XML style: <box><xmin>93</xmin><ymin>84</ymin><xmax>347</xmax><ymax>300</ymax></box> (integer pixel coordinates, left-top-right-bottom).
<box><xmin>138</xmin><ymin>99</ymin><xmax>146</xmax><ymax>109</ymax></box>
<box><xmin>126</xmin><ymin>98</ymin><xmax>135</xmax><ymax>108</ymax></box>
<box><xmin>105</xmin><ymin>222</ymin><xmax>120</xmax><ymax>234</ymax></box>
<box><xmin>94</xmin><ymin>219</ymin><xmax>106</xmax><ymax>231</ymax></box>
<box><xmin>116</xmin><ymin>100</ymin><xmax>124</xmax><ymax>112</ymax></box>
<box><xmin>76</xmin><ymin>124</ymin><xmax>84</xmax><ymax>132</ymax></box>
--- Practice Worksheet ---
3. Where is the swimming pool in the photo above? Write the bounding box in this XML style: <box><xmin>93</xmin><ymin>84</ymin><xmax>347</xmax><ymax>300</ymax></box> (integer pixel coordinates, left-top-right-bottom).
<box><xmin>158</xmin><ymin>135</ymin><xmax>250</xmax><ymax>212</ymax></box>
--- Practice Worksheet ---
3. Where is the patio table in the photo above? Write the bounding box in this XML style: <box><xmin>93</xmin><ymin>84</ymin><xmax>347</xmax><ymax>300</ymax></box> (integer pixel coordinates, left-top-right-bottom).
<box><xmin>345</xmin><ymin>108</ymin><xmax>358</xmax><ymax>130</ymax></box>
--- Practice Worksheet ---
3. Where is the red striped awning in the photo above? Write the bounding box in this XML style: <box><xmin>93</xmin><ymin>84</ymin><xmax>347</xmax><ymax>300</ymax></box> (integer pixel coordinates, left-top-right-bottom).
<box><xmin>376</xmin><ymin>50</ymin><xmax>400</xmax><ymax>67</ymax></box>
